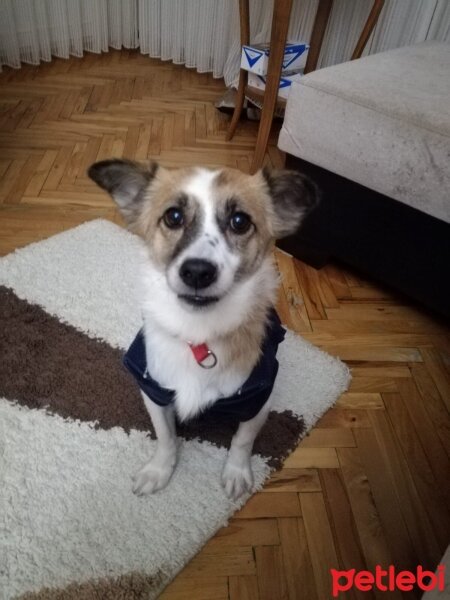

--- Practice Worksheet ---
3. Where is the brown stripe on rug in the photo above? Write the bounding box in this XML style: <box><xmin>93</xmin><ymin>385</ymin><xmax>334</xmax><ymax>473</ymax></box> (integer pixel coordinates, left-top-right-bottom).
<box><xmin>0</xmin><ymin>285</ymin><xmax>305</xmax><ymax>468</ymax></box>
<box><xmin>18</xmin><ymin>570</ymin><xmax>164</xmax><ymax>600</ymax></box>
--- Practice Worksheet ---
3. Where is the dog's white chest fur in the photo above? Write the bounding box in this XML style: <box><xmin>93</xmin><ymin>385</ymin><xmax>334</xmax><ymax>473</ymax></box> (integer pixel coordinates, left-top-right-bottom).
<box><xmin>139</xmin><ymin>257</ymin><xmax>273</xmax><ymax>421</ymax></box>
<box><xmin>142</xmin><ymin>320</ymin><xmax>248</xmax><ymax>421</ymax></box>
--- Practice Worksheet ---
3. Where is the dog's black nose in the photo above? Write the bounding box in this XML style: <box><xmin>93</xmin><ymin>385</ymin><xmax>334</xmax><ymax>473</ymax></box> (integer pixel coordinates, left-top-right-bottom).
<box><xmin>179</xmin><ymin>259</ymin><xmax>218</xmax><ymax>289</ymax></box>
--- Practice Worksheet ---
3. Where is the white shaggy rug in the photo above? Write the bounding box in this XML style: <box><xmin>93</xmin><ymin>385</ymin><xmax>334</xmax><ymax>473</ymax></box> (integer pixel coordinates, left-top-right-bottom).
<box><xmin>0</xmin><ymin>220</ymin><xmax>350</xmax><ymax>599</ymax></box>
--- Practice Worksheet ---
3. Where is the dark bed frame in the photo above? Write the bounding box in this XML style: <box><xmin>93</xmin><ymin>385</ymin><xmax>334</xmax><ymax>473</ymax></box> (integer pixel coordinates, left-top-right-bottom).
<box><xmin>277</xmin><ymin>155</ymin><xmax>450</xmax><ymax>319</ymax></box>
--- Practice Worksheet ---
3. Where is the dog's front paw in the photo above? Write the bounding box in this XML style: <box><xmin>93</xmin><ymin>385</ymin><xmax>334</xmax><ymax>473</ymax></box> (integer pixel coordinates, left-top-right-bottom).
<box><xmin>222</xmin><ymin>460</ymin><xmax>254</xmax><ymax>500</ymax></box>
<box><xmin>132</xmin><ymin>460</ymin><xmax>174</xmax><ymax>496</ymax></box>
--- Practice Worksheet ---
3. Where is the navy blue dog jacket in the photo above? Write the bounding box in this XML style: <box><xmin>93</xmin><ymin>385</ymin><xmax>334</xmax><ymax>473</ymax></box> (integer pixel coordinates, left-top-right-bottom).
<box><xmin>123</xmin><ymin>309</ymin><xmax>286</xmax><ymax>422</ymax></box>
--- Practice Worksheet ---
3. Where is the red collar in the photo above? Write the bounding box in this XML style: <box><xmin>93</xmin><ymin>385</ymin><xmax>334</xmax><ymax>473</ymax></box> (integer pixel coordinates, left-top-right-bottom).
<box><xmin>188</xmin><ymin>342</ymin><xmax>217</xmax><ymax>369</ymax></box>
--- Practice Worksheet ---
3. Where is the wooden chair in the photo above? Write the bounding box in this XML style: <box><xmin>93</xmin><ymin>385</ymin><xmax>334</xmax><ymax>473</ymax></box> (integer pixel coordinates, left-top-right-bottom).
<box><xmin>226</xmin><ymin>0</ymin><xmax>385</xmax><ymax>173</ymax></box>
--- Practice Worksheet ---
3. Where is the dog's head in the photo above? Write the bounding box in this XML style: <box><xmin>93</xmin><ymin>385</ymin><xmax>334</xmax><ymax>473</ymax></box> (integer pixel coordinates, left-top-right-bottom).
<box><xmin>88</xmin><ymin>160</ymin><xmax>318</xmax><ymax>310</ymax></box>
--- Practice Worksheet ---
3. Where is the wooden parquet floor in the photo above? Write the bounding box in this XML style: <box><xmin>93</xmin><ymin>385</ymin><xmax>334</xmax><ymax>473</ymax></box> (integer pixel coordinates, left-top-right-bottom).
<box><xmin>1</xmin><ymin>51</ymin><xmax>449</xmax><ymax>600</ymax></box>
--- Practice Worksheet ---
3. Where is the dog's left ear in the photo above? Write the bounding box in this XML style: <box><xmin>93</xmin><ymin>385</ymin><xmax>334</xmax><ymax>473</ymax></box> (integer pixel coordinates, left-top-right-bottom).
<box><xmin>261</xmin><ymin>168</ymin><xmax>319</xmax><ymax>238</ymax></box>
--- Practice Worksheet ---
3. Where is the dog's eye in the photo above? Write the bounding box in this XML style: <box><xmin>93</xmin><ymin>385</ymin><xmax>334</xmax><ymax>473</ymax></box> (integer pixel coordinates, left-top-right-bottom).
<box><xmin>163</xmin><ymin>207</ymin><xmax>184</xmax><ymax>229</ymax></box>
<box><xmin>230</xmin><ymin>212</ymin><xmax>252</xmax><ymax>234</ymax></box>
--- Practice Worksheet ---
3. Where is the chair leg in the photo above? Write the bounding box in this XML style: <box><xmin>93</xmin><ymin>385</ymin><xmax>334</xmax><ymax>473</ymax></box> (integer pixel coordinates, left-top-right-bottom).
<box><xmin>304</xmin><ymin>0</ymin><xmax>334</xmax><ymax>74</ymax></box>
<box><xmin>351</xmin><ymin>0</ymin><xmax>385</xmax><ymax>60</ymax></box>
<box><xmin>250</xmin><ymin>0</ymin><xmax>293</xmax><ymax>173</ymax></box>
<box><xmin>226</xmin><ymin>70</ymin><xmax>246</xmax><ymax>141</ymax></box>
<box><xmin>226</xmin><ymin>0</ymin><xmax>250</xmax><ymax>141</ymax></box>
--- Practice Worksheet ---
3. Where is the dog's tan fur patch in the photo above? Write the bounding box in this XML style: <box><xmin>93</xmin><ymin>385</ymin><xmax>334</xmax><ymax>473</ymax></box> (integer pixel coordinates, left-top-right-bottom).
<box><xmin>133</xmin><ymin>166</ymin><xmax>199</xmax><ymax>266</ymax></box>
<box><xmin>221</xmin><ymin>297</ymin><xmax>272</xmax><ymax>372</ymax></box>
<box><xmin>212</xmin><ymin>169</ymin><xmax>276</xmax><ymax>277</ymax></box>
<box><xmin>134</xmin><ymin>166</ymin><xmax>277</xmax><ymax>278</ymax></box>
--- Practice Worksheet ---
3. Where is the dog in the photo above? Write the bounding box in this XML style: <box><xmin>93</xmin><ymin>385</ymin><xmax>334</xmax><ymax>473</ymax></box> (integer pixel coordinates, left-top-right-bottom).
<box><xmin>88</xmin><ymin>159</ymin><xmax>317</xmax><ymax>499</ymax></box>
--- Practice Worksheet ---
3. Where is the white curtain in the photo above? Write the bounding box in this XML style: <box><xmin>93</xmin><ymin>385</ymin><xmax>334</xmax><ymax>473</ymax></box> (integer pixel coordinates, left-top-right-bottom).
<box><xmin>0</xmin><ymin>0</ymin><xmax>449</xmax><ymax>78</ymax></box>
<box><xmin>138</xmin><ymin>0</ymin><xmax>232</xmax><ymax>77</ymax></box>
<box><xmin>0</xmin><ymin>0</ymin><xmax>137</xmax><ymax>69</ymax></box>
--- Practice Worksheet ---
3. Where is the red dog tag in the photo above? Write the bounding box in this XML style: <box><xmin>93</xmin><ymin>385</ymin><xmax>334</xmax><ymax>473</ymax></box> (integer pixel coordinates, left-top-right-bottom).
<box><xmin>188</xmin><ymin>343</ymin><xmax>217</xmax><ymax>368</ymax></box>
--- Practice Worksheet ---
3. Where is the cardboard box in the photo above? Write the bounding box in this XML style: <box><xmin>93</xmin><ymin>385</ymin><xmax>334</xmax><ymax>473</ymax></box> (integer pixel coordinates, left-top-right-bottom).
<box><xmin>248</xmin><ymin>70</ymin><xmax>303</xmax><ymax>100</ymax></box>
<box><xmin>241</xmin><ymin>42</ymin><xmax>309</xmax><ymax>76</ymax></box>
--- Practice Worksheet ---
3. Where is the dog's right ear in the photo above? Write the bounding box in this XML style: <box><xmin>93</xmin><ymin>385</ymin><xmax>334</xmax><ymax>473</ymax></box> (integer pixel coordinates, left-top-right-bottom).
<box><xmin>261</xmin><ymin>167</ymin><xmax>319</xmax><ymax>238</ymax></box>
<box><xmin>88</xmin><ymin>159</ymin><xmax>158</xmax><ymax>225</ymax></box>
